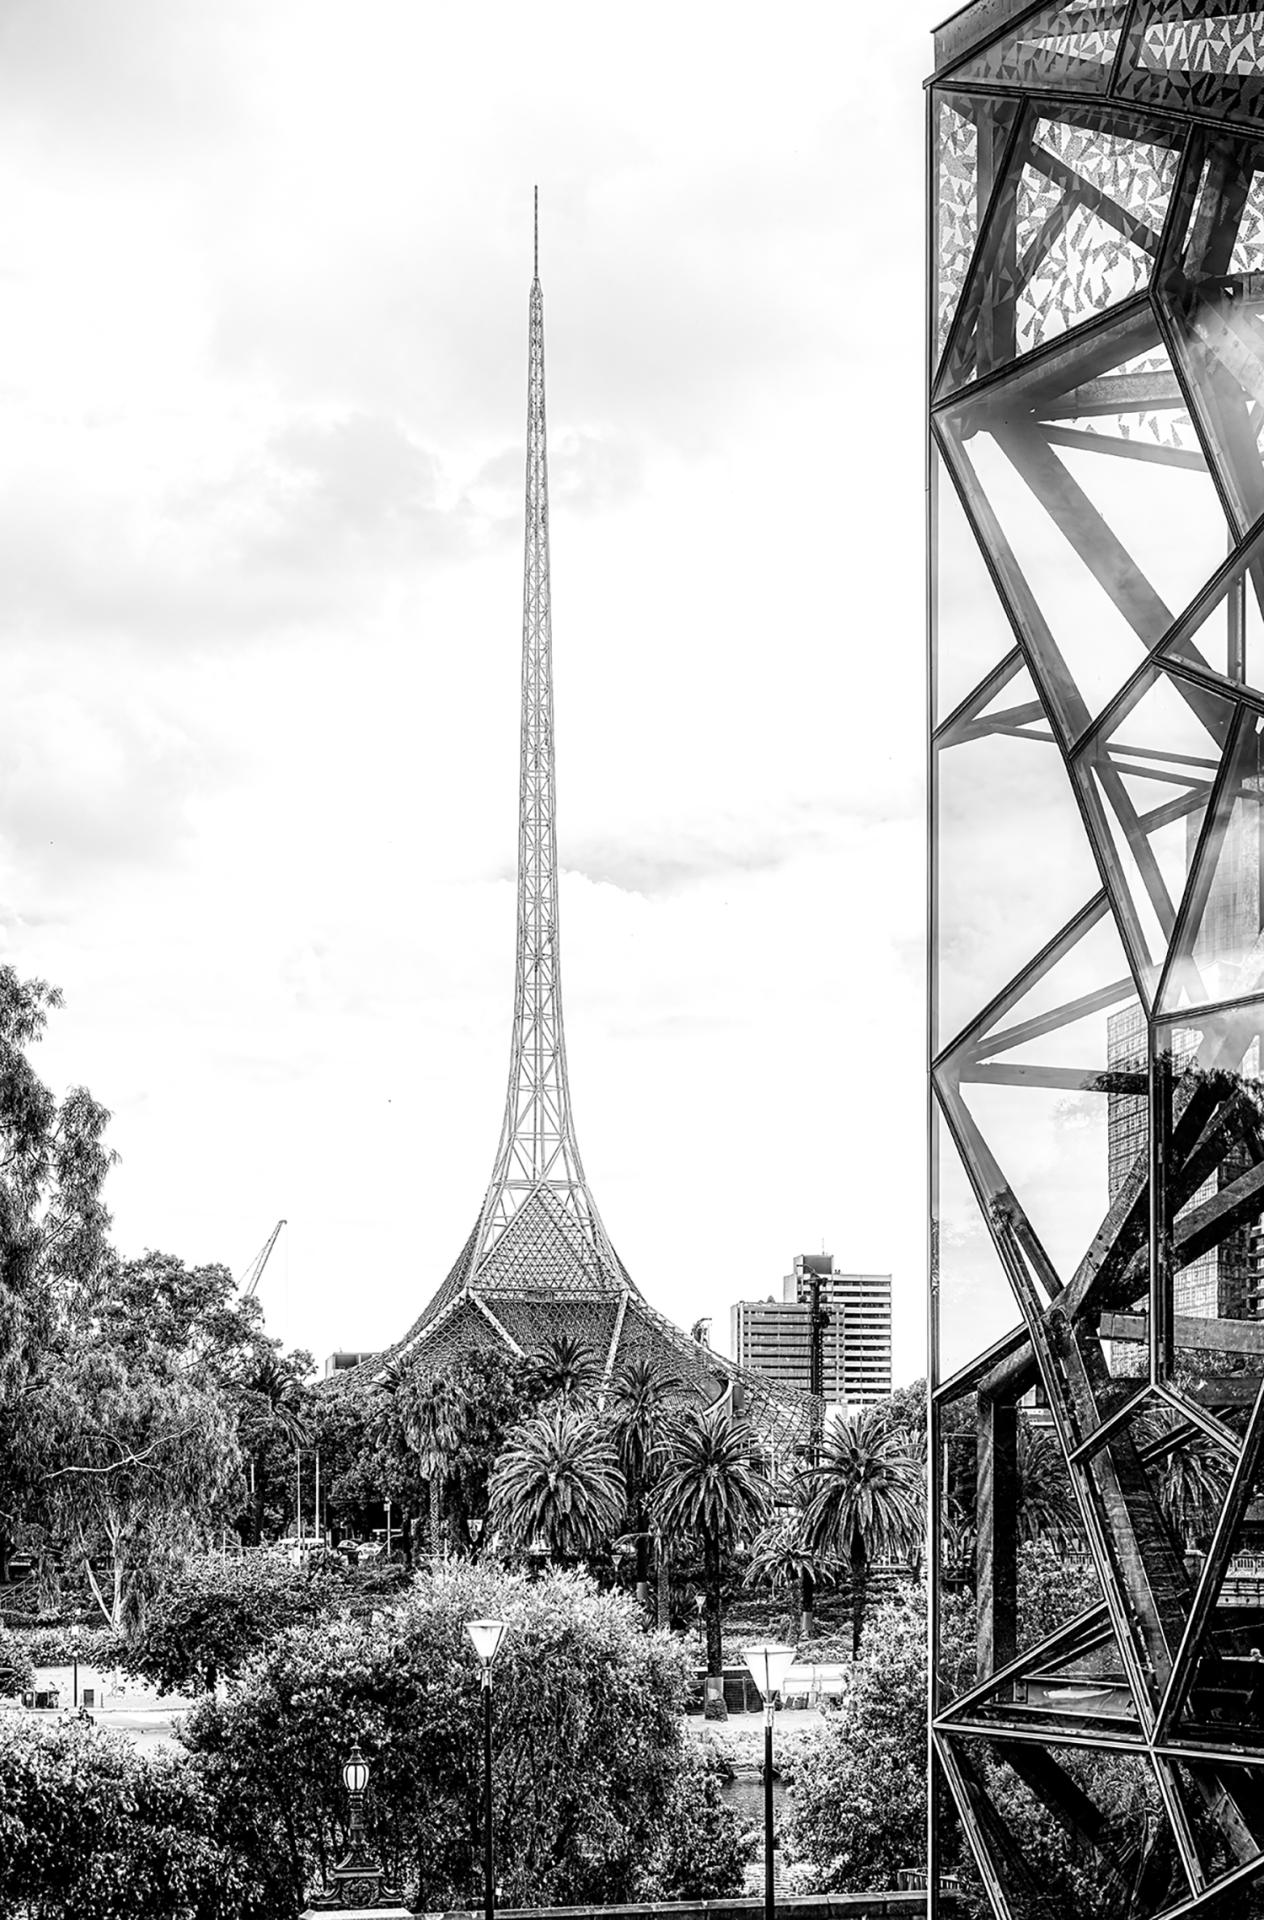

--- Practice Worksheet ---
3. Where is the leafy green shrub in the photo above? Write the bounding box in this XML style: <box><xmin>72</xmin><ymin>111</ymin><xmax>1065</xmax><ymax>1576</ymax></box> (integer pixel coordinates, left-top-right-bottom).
<box><xmin>120</xmin><ymin>1553</ymin><xmax>343</xmax><ymax>1694</ymax></box>
<box><xmin>14</xmin><ymin>1625</ymin><xmax>126</xmax><ymax>1671</ymax></box>
<box><xmin>181</xmin><ymin>1563</ymin><xmax>709</xmax><ymax>1912</ymax></box>
<box><xmin>637</xmin><ymin>1744</ymin><xmax>748</xmax><ymax>1900</ymax></box>
<box><xmin>783</xmin><ymin>1591</ymin><xmax>928</xmax><ymax>1893</ymax></box>
<box><xmin>0</xmin><ymin>1626</ymin><xmax>32</xmax><ymax>1699</ymax></box>
<box><xmin>0</xmin><ymin>1716</ymin><xmax>284</xmax><ymax>1919</ymax></box>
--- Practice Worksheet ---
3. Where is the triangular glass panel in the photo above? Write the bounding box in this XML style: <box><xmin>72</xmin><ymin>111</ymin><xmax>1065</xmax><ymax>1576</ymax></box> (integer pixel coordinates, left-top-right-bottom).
<box><xmin>1159</xmin><ymin>124</ymin><xmax>1264</xmax><ymax>535</ymax></box>
<box><xmin>933</xmin><ymin>443</ymin><xmax>1027</xmax><ymax>728</ymax></box>
<box><xmin>935</xmin><ymin>93</ymin><xmax>1021</xmax><ymax>369</ymax></box>
<box><xmin>934</xmin><ymin>1104</ymin><xmax>1030</xmax><ymax>1387</ymax></box>
<box><xmin>1153</xmin><ymin>1001</ymin><xmax>1264</xmax><ymax>1336</ymax></box>
<box><xmin>935</xmin><ymin>691</ymin><xmax>1099</xmax><ymax>1049</ymax></box>
<box><xmin>1013</xmin><ymin>1610</ymin><xmax>1139</xmax><ymax>1728</ymax></box>
<box><xmin>1168</xmin><ymin>1759</ymin><xmax>1264</xmax><ymax>1892</ymax></box>
<box><xmin>945</xmin><ymin>901</ymin><xmax>1153</xmax><ymax>1312</ymax></box>
<box><xmin>1075</xmin><ymin>668</ymin><xmax>1233</xmax><ymax>1000</ymax></box>
<box><xmin>944</xmin><ymin>1734</ymin><xmax>1173</xmax><ymax>1915</ymax></box>
<box><xmin>1160</xmin><ymin>711</ymin><xmax>1264</xmax><ymax>1012</ymax></box>
<box><xmin>1170</xmin><ymin>1412</ymin><xmax>1264</xmax><ymax>1755</ymax></box>
<box><xmin>945</xmin><ymin>0</ymin><xmax>1124</xmax><ymax>92</ymax></box>
<box><xmin>938</xmin><ymin>313</ymin><xmax>1230</xmax><ymax>745</ymax></box>
<box><xmin>939</xmin><ymin>105</ymin><xmax>1183</xmax><ymax>398</ymax></box>
<box><xmin>1165</xmin><ymin>530</ymin><xmax>1264</xmax><ymax>701</ymax></box>
<box><xmin>1117</xmin><ymin>3</ymin><xmax>1264</xmax><ymax>128</ymax></box>
<box><xmin>938</xmin><ymin>655</ymin><xmax>1059</xmax><ymax>752</ymax></box>
<box><xmin>1083</xmin><ymin>1398</ymin><xmax>1202</xmax><ymax>1700</ymax></box>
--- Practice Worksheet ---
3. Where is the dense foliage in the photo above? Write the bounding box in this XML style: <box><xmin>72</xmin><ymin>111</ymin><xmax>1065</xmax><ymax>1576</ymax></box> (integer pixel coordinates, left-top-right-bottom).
<box><xmin>0</xmin><ymin>1716</ymin><xmax>285</xmax><ymax>1920</ymax></box>
<box><xmin>120</xmin><ymin>1553</ymin><xmax>344</xmax><ymax>1694</ymax></box>
<box><xmin>180</xmin><ymin>1564</ymin><xmax>743</xmax><ymax>1913</ymax></box>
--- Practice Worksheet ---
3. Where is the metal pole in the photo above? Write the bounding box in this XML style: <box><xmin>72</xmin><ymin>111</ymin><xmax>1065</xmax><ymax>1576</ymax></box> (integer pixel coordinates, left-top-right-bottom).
<box><xmin>296</xmin><ymin>1450</ymin><xmax>302</xmax><ymax>1545</ymax></box>
<box><xmin>73</xmin><ymin>1647</ymin><xmax>78</xmax><ymax>1712</ymax></box>
<box><xmin>315</xmin><ymin>1450</ymin><xmax>321</xmax><ymax>1547</ymax></box>
<box><xmin>482</xmin><ymin>1667</ymin><xmax>495</xmax><ymax>1920</ymax></box>
<box><xmin>763</xmin><ymin>1703</ymin><xmax>775</xmax><ymax>1920</ymax></box>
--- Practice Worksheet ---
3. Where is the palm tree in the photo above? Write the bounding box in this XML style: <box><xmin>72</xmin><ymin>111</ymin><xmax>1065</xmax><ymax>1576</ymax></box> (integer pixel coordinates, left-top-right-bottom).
<box><xmin>1017</xmin><ymin>1424</ymin><xmax>1078</xmax><ymax>1548</ymax></box>
<box><xmin>403</xmin><ymin>1371</ymin><xmax>464</xmax><ymax>1558</ymax></box>
<box><xmin>801</xmin><ymin>1410</ymin><xmax>921</xmax><ymax>1655</ymax></box>
<box><xmin>530</xmin><ymin>1334</ymin><xmax>600</xmax><ymax>1405</ymax></box>
<box><xmin>607</xmin><ymin>1357</ymin><xmax>681</xmax><ymax>1608</ymax></box>
<box><xmin>745</xmin><ymin>1510</ymin><xmax>834</xmax><ymax>1636</ymax></box>
<box><xmin>652</xmin><ymin>1401</ymin><xmax>772</xmax><ymax>1679</ymax></box>
<box><xmin>239</xmin><ymin>1351</ymin><xmax>310</xmax><ymax>1546</ymax></box>
<box><xmin>488</xmin><ymin>1405</ymin><xmax>625</xmax><ymax>1560</ymax></box>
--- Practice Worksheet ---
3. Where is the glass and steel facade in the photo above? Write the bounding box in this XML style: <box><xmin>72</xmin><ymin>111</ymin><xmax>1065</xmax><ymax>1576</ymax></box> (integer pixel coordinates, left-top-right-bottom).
<box><xmin>930</xmin><ymin>4</ymin><xmax>1264</xmax><ymax>1912</ymax></box>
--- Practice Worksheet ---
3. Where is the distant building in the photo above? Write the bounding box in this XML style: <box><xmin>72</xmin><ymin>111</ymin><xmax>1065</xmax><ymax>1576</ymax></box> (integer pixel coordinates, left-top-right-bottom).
<box><xmin>325</xmin><ymin>1351</ymin><xmax>379</xmax><ymax>1377</ymax></box>
<box><xmin>730</xmin><ymin>1255</ymin><xmax>892</xmax><ymax>1411</ymax></box>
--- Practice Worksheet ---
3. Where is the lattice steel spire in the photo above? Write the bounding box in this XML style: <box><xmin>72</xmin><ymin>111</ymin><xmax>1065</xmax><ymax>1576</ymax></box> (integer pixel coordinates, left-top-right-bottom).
<box><xmin>473</xmin><ymin>191</ymin><xmax>619</xmax><ymax>1279</ymax></box>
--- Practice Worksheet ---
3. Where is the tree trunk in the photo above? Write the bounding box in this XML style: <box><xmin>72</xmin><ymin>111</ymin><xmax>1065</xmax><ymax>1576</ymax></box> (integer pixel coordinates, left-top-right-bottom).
<box><xmin>428</xmin><ymin>1475</ymin><xmax>443</xmax><ymax>1558</ymax></box>
<box><xmin>800</xmin><ymin>1566</ymin><xmax>815</xmax><ymax>1641</ymax></box>
<box><xmin>252</xmin><ymin>1447</ymin><xmax>267</xmax><ymax>1547</ymax></box>
<box><xmin>704</xmin><ymin>1532</ymin><xmax>723</xmax><ymax>1677</ymax></box>
<box><xmin>634</xmin><ymin>1504</ymin><xmax>651</xmax><ymax>1608</ymax></box>
<box><xmin>850</xmin><ymin>1532</ymin><xmax>868</xmax><ymax>1658</ymax></box>
<box><xmin>656</xmin><ymin>1536</ymin><xmax>670</xmax><ymax>1628</ymax></box>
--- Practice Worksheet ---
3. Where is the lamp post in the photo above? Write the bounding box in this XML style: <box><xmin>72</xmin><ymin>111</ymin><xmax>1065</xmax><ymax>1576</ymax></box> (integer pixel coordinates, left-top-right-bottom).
<box><xmin>693</xmin><ymin>1590</ymin><xmax>706</xmax><ymax>1661</ymax></box>
<box><xmin>466</xmin><ymin>1617</ymin><xmax>507</xmax><ymax>1920</ymax></box>
<box><xmin>70</xmin><ymin>1623</ymin><xmax>81</xmax><ymax>1711</ymax></box>
<box><xmin>308</xmin><ymin>1739</ymin><xmax>402</xmax><ymax>1910</ymax></box>
<box><xmin>741</xmin><ymin>1644</ymin><xmax>796</xmax><ymax>1920</ymax></box>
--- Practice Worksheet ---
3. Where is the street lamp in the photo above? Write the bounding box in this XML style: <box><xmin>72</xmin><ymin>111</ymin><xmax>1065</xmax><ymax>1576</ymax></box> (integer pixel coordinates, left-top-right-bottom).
<box><xmin>466</xmin><ymin>1618</ymin><xmax>508</xmax><ymax>1920</ymax></box>
<box><xmin>693</xmin><ymin>1590</ymin><xmax>706</xmax><ymax>1661</ymax></box>
<box><xmin>741</xmin><ymin>1643</ymin><xmax>796</xmax><ymax>1920</ymax></box>
<box><xmin>69</xmin><ymin>1623</ymin><xmax>81</xmax><ymax>1711</ymax></box>
<box><xmin>309</xmin><ymin>1739</ymin><xmax>402</xmax><ymax>1910</ymax></box>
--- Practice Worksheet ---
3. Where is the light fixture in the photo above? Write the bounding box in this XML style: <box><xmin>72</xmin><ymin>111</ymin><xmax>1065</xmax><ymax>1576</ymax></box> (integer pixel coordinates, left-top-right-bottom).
<box><xmin>341</xmin><ymin>1742</ymin><xmax>369</xmax><ymax>1796</ymax></box>
<box><xmin>466</xmin><ymin>1617</ymin><xmax>508</xmax><ymax>1669</ymax></box>
<box><xmin>741</xmin><ymin>1642</ymin><xmax>796</xmax><ymax>1707</ymax></box>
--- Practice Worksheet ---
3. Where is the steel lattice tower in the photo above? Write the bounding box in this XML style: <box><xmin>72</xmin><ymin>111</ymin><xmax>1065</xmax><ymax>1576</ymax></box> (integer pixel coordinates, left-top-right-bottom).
<box><xmin>357</xmin><ymin>197</ymin><xmax>808</xmax><ymax>1451</ymax></box>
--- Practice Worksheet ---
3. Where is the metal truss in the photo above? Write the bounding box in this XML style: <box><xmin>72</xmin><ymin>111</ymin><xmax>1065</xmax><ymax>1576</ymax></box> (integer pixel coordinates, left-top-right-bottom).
<box><xmin>349</xmin><ymin>196</ymin><xmax>811</xmax><ymax>1460</ymax></box>
<box><xmin>930</xmin><ymin>5</ymin><xmax>1264</xmax><ymax>1914</ymax></box>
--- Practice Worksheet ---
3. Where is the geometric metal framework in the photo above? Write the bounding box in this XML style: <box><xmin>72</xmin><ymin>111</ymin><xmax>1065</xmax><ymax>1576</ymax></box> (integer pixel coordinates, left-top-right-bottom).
<box><xmin>359</xmin><ymin>199</ymin><xmax>808</xmax><ymax>1453</ymax></box>
<box><xmin>930</xmin><ymin>6</ymin><xmax>1264</xmax><ymax>1913</ymax></box>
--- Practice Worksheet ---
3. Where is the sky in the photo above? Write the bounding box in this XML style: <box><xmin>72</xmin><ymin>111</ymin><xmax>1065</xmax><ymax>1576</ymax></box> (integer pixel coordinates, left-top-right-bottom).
<box><xmin>0</xmin><ymin>0</ymin><xmax>947</xmax><ymax>1385</ymax></box>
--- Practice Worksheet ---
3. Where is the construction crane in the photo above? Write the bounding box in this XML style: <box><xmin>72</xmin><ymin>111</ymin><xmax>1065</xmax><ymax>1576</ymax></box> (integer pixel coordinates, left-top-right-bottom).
<box><xmin>239</xmin><ymin>1218</ymin><xmax>287</xmax><ymax>1299</ymax></box>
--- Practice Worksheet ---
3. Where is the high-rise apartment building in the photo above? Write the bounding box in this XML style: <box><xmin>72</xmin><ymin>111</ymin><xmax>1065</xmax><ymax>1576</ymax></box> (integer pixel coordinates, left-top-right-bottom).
<box><xmin>730</xmin><ymin>1255</ymin><xmax>893</xmax><ymax>1410</ymax></box>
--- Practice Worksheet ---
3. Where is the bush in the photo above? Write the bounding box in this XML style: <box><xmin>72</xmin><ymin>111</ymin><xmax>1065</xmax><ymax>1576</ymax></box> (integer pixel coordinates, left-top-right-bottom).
<box><xmin>637</xmin><ymin>1744</ymin><xmax>748</xmax><ymax>1901</ymax></box>
<box><xmin>0</xmin><ymin>1716</ymin><xmax>284</xmax><ymax>1919</ymax></box>
<box><xmin>0</xmin><ymin>1626</ymin><xmax>32</xmax><ymax>1699</ymax></box>
<box><xmin>13</xmin><ymin>1625</ymin><xmax>126</xmax><ymax>1672</ymax></box>
<box><xmin>120</xmin><ymin>1554</ymin><xmax>343</xmax><ymax>1695</ymax></box>
<box><xmin>783</xmin><ymin>1591</ymin><xmax>928</xmax><ymax>1894</ymax></box>
<box><xmin>181</xmin><ymin>1564</ymin><xmax>709</xmax><ymax>1913</ymax></box>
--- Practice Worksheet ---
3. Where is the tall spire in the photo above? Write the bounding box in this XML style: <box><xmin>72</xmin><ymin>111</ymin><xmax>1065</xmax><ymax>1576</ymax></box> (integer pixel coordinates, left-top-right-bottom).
<box><xmin>473</xmin><ymin>194</ymin><xmax>619</xmax><ymax>1279</ymax></box>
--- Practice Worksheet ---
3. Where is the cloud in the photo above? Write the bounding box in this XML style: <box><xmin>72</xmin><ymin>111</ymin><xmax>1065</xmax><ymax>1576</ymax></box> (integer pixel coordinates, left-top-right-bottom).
<box><xmin>564</xmin><ymin>814</ymin><xmax>826</xmax><ymax>896</ymax></box>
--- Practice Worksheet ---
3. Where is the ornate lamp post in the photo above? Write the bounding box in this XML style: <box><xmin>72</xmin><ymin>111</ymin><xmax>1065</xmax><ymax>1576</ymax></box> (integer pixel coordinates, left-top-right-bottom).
<box><xmin>466</xmin><ymin>1618</ymin><xmax>507</xmax><ymax>1920</ymax></box>
<box><xmin>309</xmin><ymin>1740</ymin><xmax>402</xmax><ymax>1911</ymax></box>
<box><xmin>741</xmin><ymin>1644</ymin><xmax>796</xmax><ymax>1920</ymax></box>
